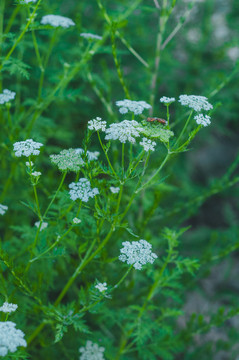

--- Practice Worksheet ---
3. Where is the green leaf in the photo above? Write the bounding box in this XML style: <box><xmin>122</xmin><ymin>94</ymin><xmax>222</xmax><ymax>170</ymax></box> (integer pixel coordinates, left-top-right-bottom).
<box><xmin>139</xmin><ymin>120</ymin><xmax>174</xmax><ymax>142</ymax></box>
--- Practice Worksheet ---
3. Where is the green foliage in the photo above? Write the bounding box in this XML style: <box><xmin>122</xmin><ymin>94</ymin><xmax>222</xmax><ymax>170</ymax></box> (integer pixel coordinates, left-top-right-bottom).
<box><xmin>0</xmin><ymin>0</ymin><xmax>239</xmax><ymax>359</ymax></box>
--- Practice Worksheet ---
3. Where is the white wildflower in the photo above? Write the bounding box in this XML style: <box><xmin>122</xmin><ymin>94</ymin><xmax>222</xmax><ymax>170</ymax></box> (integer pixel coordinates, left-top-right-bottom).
<box><xmin>0</xmin><ymin>204</ymin><xmax>8</xmax><ymax>216</ymax></box>
<box><xmin>105</xmin><ymin>120</ymin><xmax>142</xmax><ymax>144</ymax></box>
<box><xmin>119</xmin><ymin>239</ymin><xmax>158</xmax><ymax>270</ymax></box>
<box><xmin>31</xmin><ymin>171</ymin><xmax>41</xmax><ymax>177</ymax></box>
<box><xmin>79</xmin><ymin>340</ymin><xmax>105</xmax><ymax>360</ymax></box>
<box><xmin>227</xmin><ymin>47</ymin><xmax>239</xmax><ymax>61</ymax></box>
<box><xmin>41</xmin><ymin>15</ymin><xmax>75</xmax><ymax>28</ymax></box>
<box><xmin>95</xmin><ymin>282</ymin><xmax>107</xmax><ymax>292</ymax></box>
<box><xmin>0</xmin><ymin>321</ymin><xmax>27</xmax><ymax>357</ymax></box>
<box><xmin>73</xmin><ymin>217</ymin><xmax>81</xmax><ymax>224</ymax></box>
<box><xmin>194</xmin><ymin>114</ymin><xmax>211</xmax><ymax>127</ymax></box>
<box><xmin>88</xmin><ymin>117</ymin><xmax>106</xmax><ymax>132</ymax></box>
<box><xmin>35</xmin><ymin>221</ymin><xmax>48</xmax><ymax>231</ymax></box>
<box><xmin>140</xmin><ymin>137</ymin><xmax>156</xmax><ymax>152</ymax></box>
<box><xmin>80</xmin><ymin>33</ymin><xmax>102</xmax><ymax>40</ymax></box>
<box><xmin>116</xmin><ymin>99</ymin><xmax>151</xmax><ymax>115</ymax></box>
<box><xmin>50</xmin><ymin>149</ymin><xmax>85</xmax><ymax>172</ymax></box>
<box><xmin>0</xmin><ymin>89</ymin><xmax>16</xmax><ymax>105</ymax></box>
<box><xmin>0</xmin><ymin>302</ymin><xmax>18</xmax><ymax>313</ymax></box>
<box><xmin>110</xmin><ymin>187</ymin><xmax>120</xmax><ymax>194</ymax></box>
<box><xmin>75</xmin><ymin>148</ymin><xmax>100</xmax><ymax>162</ymax></box>
<box><xmin>160</xmin><ymin>96</ymin><xmax>175</xmax><ymax>104</ymax></box>
<box><xmin>25</xmin><ymin>161</ymin><xmax>34</xmax><ymax>167</ymax></box>
<box><xmin>13</xmin><ymin>139</ymin><xmax>43</xmax><ymax>157</ymax></box>
<box><xmin>178</xmin><ymin>95</ymin><xmax>213</xmax><ymax>112</ymax></box>
<box><xmin>69</xmin><ymin>178</ymin><xmax>99</xmax><ymax>202</ymax></box>
<box><xmin>19</xmin><ymin>0</ymin><xmax>37</xmax><ymax>3</ymax></box>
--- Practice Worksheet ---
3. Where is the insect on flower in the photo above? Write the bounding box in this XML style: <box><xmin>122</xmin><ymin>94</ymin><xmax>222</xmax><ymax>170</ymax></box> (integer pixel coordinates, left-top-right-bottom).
<box><xmin>146</xmin><ymin>117</ymin><xmax>167</xmax><ymax>125</ymax></box>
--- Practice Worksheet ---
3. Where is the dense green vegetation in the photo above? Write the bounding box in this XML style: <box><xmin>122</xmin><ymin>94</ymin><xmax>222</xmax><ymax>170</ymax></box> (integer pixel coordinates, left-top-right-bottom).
<box><xmin>0</xmin><ymin>0</ymin><xmax>239</xmax><ymax>359</ymax></box>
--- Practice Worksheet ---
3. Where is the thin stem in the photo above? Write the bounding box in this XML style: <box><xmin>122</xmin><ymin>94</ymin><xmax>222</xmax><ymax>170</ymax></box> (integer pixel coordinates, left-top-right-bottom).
<box><xmin>149</xmin><ymin>0</ymin><xmax>168</xmax><ymax>114</ymax></box>
<box><xmin>111</xmin><ymin>26</ymin><xmax>130</xmax><ymax>99</ymax></box>
<box><xmin>121</xmin><ymin>143</ymin><xmax>125</xmax><ymax>177</ymax></box>
<box><xmin>173</xmin><ymin>110</ymin><xmax>193</xmax><ymax>149</ymax></box>
<box><xmin>0</xmin><ymin>0</ymin><xmax>5</xmax><ymax>91</ymax></box>
<box><xmin>0</xmin><ymin>0</ymin><xmax>42</xmax><ymax>72</ymax></box>
<box><xmin>30</xmin><ymin>202</ymin><xmax>82</xmax><ymax>263</ymax></box>
<box><xmin>97</xmin><ymin>131</ymin><xmax>117</xmax><ymax>177</ymax></box>
<box><xmin>136</xmin><ymin>152</ymin><xmax>170</xmax><ymax>194</ymax></box>
<box><xmin>4</xmin><ymin>5</ymin><xmax>20</xmax><ymax>35</ymax></box>
<box><xmin>43</xmin><ymin>172</ymin><xmax>67</xmax><ymax>219</ymax></box>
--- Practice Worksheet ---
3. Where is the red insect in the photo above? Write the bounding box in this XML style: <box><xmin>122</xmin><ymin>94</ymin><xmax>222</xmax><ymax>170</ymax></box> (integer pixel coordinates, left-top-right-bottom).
<box><xmin>146</xmin><ymin>117</ymin><xmax>167</xmax><ymax>125</ymax></box>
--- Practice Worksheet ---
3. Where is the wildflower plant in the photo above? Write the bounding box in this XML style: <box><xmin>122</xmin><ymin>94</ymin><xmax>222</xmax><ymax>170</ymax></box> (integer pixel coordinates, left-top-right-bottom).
<box><xmin>1</xmin><ymin>0</ymin><xmax>239</xmax><ymax>359</ymax></box>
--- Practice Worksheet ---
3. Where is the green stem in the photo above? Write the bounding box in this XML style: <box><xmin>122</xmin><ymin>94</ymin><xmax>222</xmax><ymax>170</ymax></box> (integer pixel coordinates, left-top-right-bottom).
<box><xmin>4</xmin><ymin>5</ymin><xmax>20</xmax><ymax>35</ymax></box>
<box><xmin>0</xmin><ymin>0</ymin><xmax>42</xmax><ymax>72</ymax></box>
<box><xmin>121</xmin><ymin>143</ymin><xmax>125</xmax><ymax>177</ymax></box>
<box><xmin>111</xmin><ymin>26</ymin><xmax>130</xmax><ymax>99</ymax></box>
<box><xmin>43</xmin><ymin>171</ymin><xmax>67</xmax><ymax>219</ymax></box>
<box><xmin>97</xmin><ymin>131</ymin><xmax>117</xmax><ymax>177</ymax></box>
<box><xmin>149</xmin><ymin>0</ymin><xmax>168</xmax><ymax>115</ymax></box>
<box><xmin>30</xmin><ymin>202</ymin><xmax>82</xmax><ymax>263</ymax></box>
<box><xmin>136</xmin><ymin>151</ymin><xmax>170</xmax><ymax>194</ymax></box>
<box><xmin>0</xmin><ymin>0</ymin><xmax>5</xmax><ymax>91</ymax></box>
<box><xmin>174</xmin><ymin>110</ymin><xmax>193</xmax><ymax>149</ymax></box>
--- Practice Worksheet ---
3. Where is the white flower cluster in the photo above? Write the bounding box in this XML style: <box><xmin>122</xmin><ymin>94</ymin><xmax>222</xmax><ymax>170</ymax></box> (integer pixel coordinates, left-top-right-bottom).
<box><xmin>75</xmin><ymin>148</ymin><xmax>100</xmax><ymax>162</ymax></box>
<box><xmin>80</xmin><ymin>33</ymin><xmax>102</xmax><ymax>40</ymax></box>
<box><xmin>32</xmin><ymin>171</ymin><xmax>41</xmax><ymax>177</ymax></box>
<box><xmin>160</xmin><ymin>96</ymin><xmax>175</xmax><ymax>104</ymax></box>
<box><xmin>35</xmin><ymin>221</ymin><xmax>48</xmax><ymax>231</ymax></box>
<box><xmin>0</xmin><ymin>204</ymin><xmax>8</xmax><ymax>216</ymax></box>
<box><xmin>116</xmin><ymin>99</ymin><xmax>151</xmax><ymax>115</ymax></box>
<box><xmin>119</xmin><ymin>239</ymin><xmax>158</xmax><ymax>270</ymax></box>
<box><xmin>105</xmin><ymin>120</ymin><xmax>142</xmax><ymax>144</ymax></box>
<box><xmin>0</xmin><ymin>321</ymin><xmax>27</xmax><ymax>357</ymax></box>
<box><xmin>88</xmin><ymin>117</ymin><xmax>106</xmax><ymax>132</ymax></box>
<box><xmin>0</xmin><ymin>302</ymin><xmax>18</xmax><ymax>313</ymax></box>
<box><xmin>50</xmin><ymin>149</ymin><xmax>85</xmax><ymax>172</ymax></box>
<box><xmin>79</xmin><ymin>341</ymin><xmax>105</xmax><ymax>360</ymax></box>
<box><xmin>73</xmin><ymin>217</ymin><xmax>81</xmax><ymax>224</ymax></box>
<box><xmin>41</xmin><ymin>15</ymin><xmax>75</xmax><ymax>28</ymax></box>
<box><xmin>140</xmin><ymin>137</ymin><xmax>156</xmax><ymax>152</ymax></box>
<box><xmin>178</xmin><ymin>95</ymin><xmax>213</xmax><ymax>112</ymax></box>
<box><xmin>20</xmin><ymin>0</ymin><xmax>37</xmax><ymax>3</ymax></box>
<box><xmin>194</xmin><ymin>114</ymin><xmax>211</xmax><ymax>127</ymax></box>
<box><xmin>69</xmin><ymin>178</ymin><xmax>99</xmax><ymax>202</ymax></box>
<box><xmin>110</xmin><ymin>186</ymin><xmax>120</xmax><ymax>194</ymax></box>
<box><xmin>0</xmin><ymin>89</ymin><xmax>16</xmax><ymax>105</ymax></box>
<box><xmin>95</xmin><ymin>282</ymin><xmax>107</xmax><ymax>292</ymax></box>
<box><xmin>13</xmin><ymin>139</ymin><xmax>43</xmax><ymax>157</ymax></box>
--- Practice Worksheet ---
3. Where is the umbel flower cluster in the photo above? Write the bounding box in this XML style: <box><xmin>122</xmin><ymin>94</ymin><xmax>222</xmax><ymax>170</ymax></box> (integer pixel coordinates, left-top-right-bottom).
<box><xmin>80</xmin><ymin>33</ymin><xmax>102</xmax><ymax>40</ymax></box>
<box><xmin>116</xmin><ymin>99</ymin><xmax>151</xmax><ymax>115</ymax></box>
<box><xmin>95</xmin><ymin>282</ymin><xmax>107</xmax><ymax>292</ymax></box>
<box><xmin>0</xmin><ymin>89</ymin><xmax>16</xmax><ymax>104</ymax></box>
<box><xmin>119</xmin><ymin>239</ymin><xmax>158</xmax><ymax>270</ymax></box>
<box><xmin>41</xmin><ymin>15</ymin><xmax>75</xmax><ymax>28</ymax></box>
<box><xmin>0</xmin><ymin>204</ymin><xmax>8</xmax><ymax>216</ymax></box>
<box><xmin>50</xmin><ymin>149</ymin><xmax>85</xmax><ymax>172</ymax></box>
<box><xmin>88</xmin><ymin>117</ymin><xmax>107</xmax><ymax>132</ymax></box>
<box><xmin>0</xmin><ymin>302</ymin><xmax>18</xmax><ymax>313</ymax></box>
<box><xmin>105</xmin><ymin>120</ymin><xmax>142</xmax><ymax>144</ymax></box>
<box><xmin>69</xmin><ymin>178</ymin><xmax>99</xmax><ymax>202</ymax></box>
<box><xmin>160</xmin><ymin>96</ymin><xmax>175</xmax><ymax>104</ymax></box>
<box><xmin>0</xmin><ymin>321</ymin><xmax>27</xmax><ymax>357</ymax></box>
<box><xmin>79</xmin><ymin>341</ymin><xmax>105</xmax><ymax>360</ymax></box>
<box><xmin>178</xmin><ymin>95</ymin><xmax>213</xmax><ymax>127</ymax></box>
<box><xmin>75</xmin><ymin>148</ymin><xmax>100</xmax><ymax>162</ymax></box>
<box><xmin>140</xmin><ymin>137</ymin><xmax>156</xmax><ymax>152</ymax></box>
<box><xmin>178</xmin><ymin>95</ymin><xmax>213</xmax><ymax>112</ymax></box>
<box><xmin>13</xmin><ymin>139</ymin><xmax>43</xmax><ymax>157</ymax></box>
